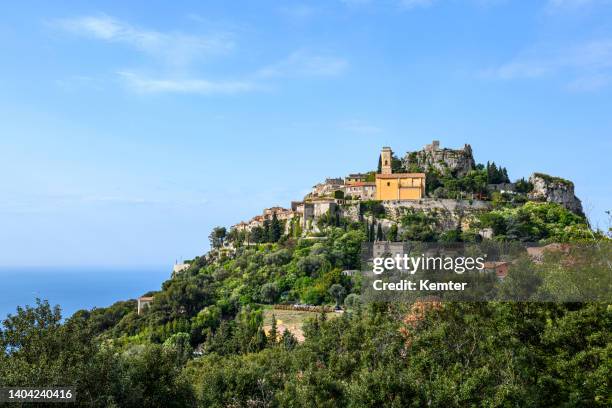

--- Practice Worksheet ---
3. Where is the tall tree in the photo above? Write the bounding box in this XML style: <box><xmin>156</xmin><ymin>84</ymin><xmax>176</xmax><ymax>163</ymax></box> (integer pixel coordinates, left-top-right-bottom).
<box><xmin>209</xmin><ymin>227</ymin><xmax>227</xmax><ymax>249</ymax></box>
<box><xmin>268</xmin><ymin>314</ymin><xmax>278</xmax><ymax>345</ymax></box>
<box><xmin>369</xmin><ymin>222</ymin><xmax>375</xmax><ymax>242</ymax></box>
<box><xmin>269</xmin><ymin>213</ymin><xmax>282</xmax><ymax>242</ymax></box>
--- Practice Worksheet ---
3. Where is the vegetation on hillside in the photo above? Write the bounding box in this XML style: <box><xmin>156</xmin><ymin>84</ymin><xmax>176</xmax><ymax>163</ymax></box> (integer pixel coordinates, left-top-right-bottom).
<box><xmin>1</xmin><ymin>153</ymin><xmax>610</xmax><ymax>406</ymax></box>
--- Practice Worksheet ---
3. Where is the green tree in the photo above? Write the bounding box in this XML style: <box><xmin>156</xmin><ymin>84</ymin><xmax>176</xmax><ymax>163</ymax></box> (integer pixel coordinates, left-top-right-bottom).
<box><xmin>260</xmin><ymin>282</ymin><xmax>279</xmax><ymax>304</ymax></box>
<box><xmin>208</xmin><ymin>226</ymin><xmax>227</xmax><ymax>249</ymax></box>
<box><xmin>249</xmin><ymin>226</ymin><xmax>266</xmax><ymax>243</ymax></box>
<box><xmin>269</xmin><ymin>213</ymin><xmax>283</xmax><ymax>242</ymax></box>
<box><xmin>268</xmin><ymin>314</ymin><xmax>278</xmax><ymax>345</ymax></box>
<box><xmin>328</xmin><ymin>284</ymin><xmax>346</xmax><ymax>308</ymax></box>
<box><xmin>386</xmin><ymin>223</ymin><xmax>398</xmax><ymax>241</ymax></box>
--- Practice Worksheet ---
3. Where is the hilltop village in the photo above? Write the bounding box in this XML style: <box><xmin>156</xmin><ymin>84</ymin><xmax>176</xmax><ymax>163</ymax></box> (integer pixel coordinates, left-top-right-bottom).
<box><xmin>227</xmin><ymin>141</ymin><xmax>584</xmax><ymax>246</ymax></box>
<box><xmin>60</xmin><ymin>140</ymin><xmax>604</xmax><ymax>408</ymax></box>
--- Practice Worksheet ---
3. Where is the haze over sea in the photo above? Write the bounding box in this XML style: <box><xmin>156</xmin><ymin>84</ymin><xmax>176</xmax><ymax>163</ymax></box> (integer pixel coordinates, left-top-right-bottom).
<box><xmin>0</xmin><ymin>267</ymin><xmax>169</xmax><ymax>320</ymax></box>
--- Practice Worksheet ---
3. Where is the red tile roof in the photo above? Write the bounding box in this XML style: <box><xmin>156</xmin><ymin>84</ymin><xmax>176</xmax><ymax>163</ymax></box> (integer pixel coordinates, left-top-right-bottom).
<box><xmin>376</xmin><ymin>173</ymin><xmax>426</xmax><ymax>179</ymax></box>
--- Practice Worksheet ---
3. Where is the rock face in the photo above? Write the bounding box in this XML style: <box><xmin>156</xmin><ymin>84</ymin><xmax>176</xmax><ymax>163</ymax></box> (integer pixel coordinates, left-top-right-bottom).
<box><xmin>528</xmin><ymin>173</ymin><xmax>583</xmax><ymax>215</ymax></box>
<box><xmin>402</xmin><ymin>140</ymin><xmax>475</xmax><ymax>177</ymax></box>
<box><xmin>340</xmin><ymin>199</ymin><xmax>491</xmax><ymax>232</ymax></box>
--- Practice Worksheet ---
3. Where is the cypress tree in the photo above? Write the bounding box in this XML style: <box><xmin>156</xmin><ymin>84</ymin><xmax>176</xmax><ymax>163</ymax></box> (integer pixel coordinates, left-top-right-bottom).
<box><xmin>269</xmin><ymin>213</ymin><xmax>282</xmax><ymax>242</ymax></box>
<box><xmin>268</xmin><ymin>314</ymin><xmax>278</xmax><ymax>345</ymax></box>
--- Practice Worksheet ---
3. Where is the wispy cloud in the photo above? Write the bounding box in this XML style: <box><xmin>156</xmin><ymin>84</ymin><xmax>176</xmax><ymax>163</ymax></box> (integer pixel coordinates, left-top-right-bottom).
<box><xmin>54</xmin><ymin>15</ymin><xmax>234</xmax><ymax>66</ymax></box>
<box><xmin>257</xmin><ymin>50</ymin><xmax>348</xmax><ymax>78</ymax></box>
<box><xmin>482</xmin><ymin>38</ymin><xmax>612</xmax><ymax>91</ymax></box>
<box><xmin>54</xmin><ymin>15</ymin><xmax>349</xmax><ymax>96</ymax></box>
<box><xmin>117</xmin><ymin>71</ymin><xmax>258</xmax><ymax>95</ymax></box>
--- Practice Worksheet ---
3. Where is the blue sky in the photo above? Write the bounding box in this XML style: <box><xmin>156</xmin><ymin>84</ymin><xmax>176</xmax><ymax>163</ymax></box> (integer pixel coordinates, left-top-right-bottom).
<box><xmin>1</xmin><ymin>0</ymin><xmax>611</xmax><ymax>267</ymax></box>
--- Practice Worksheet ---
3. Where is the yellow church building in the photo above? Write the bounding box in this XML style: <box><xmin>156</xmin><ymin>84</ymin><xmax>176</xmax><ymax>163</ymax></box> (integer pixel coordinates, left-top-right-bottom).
<box><xmin>375</xmin><ymin>147</ymin><xmax>426</xmax><ymax>200</ymax></box>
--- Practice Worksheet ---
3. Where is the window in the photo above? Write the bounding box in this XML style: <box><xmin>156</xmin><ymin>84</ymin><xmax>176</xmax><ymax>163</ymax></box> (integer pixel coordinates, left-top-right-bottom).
<box><xmin>387</xmin><ymin>182</ymin><xmax>390</xmax><ymax>186</ymax></box>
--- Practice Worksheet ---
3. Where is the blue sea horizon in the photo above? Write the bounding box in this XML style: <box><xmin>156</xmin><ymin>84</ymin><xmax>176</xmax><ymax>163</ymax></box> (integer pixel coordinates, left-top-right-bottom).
<box><xmin>0</xmin><ymin>266</ymin><xmax>171</xmax><ymax>320</ymax></box>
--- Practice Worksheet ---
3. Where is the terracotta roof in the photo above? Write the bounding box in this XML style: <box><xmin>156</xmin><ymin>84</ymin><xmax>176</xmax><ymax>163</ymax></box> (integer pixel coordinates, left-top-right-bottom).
<box><xmin>348</xmin><ymin>182</ymin><xmax>376</xmax><ymax>187</ymax></box>
<box><xmin>376</xmin><ymin>173</ymin><xmax>426</xmax><ymax>179</ymax></box>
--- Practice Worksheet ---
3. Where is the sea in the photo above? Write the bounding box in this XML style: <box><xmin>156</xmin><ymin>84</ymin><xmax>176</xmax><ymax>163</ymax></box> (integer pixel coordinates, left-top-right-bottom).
<box><xmin>0</xmin><ymin>266</ymin><xmax>171</xmax><ymax>321</ymax></box>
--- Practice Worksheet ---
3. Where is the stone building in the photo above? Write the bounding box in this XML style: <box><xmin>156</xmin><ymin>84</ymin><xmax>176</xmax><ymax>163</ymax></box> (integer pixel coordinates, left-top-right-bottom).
<box><xmin>345</xmin><ymin>173</ymin><xmax>368</xmax><ymax>185</ymax></box>
<box><xmin>309</xmin><ymin>177</ymin><xmax>345</xmax><ymax>198</ymax></box>
<box><xmin>345</xmin><ymin>181</ymin><xmax>376</xmax><ymax>200</ymax></box>
<box><xmin>376</xmin><ymin>147</ymin><xmax>426</xmax><ymax>201</ymax></box>
<box><xmin>137</xmin><ymin>296</ymin><xmax>153</xmax><ymax>315</ymax></box>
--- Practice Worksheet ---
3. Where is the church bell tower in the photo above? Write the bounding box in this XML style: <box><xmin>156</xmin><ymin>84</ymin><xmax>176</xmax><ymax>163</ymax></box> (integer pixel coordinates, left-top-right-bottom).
<box><xmin>380</xmin><ymin>146</ymin><xmax>393</xmax><ymax>174</ymax></box>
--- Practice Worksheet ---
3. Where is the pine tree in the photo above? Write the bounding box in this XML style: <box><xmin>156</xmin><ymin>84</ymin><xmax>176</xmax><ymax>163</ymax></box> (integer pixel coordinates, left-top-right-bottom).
<box><xmin>369</xmin><ymin>222</ymin><xmax>375</xmax><ymax>242</ymax></box>
<box><xmin>281</xmin><ymin>329</ymin><xmax>297</xmax><ymax>350</ymax></box>
<box><xmin>376</xmin><ymin>223</ymin><xmax>383</xmax><ymax>241</ymax></box>
<box><xmin>502</xmin><ymin>167</ymin><xmax>510</xmax><ymax>183</ymax></box>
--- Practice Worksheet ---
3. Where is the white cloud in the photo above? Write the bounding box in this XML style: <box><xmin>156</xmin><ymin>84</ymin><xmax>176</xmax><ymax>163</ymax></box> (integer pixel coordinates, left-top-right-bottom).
<box><xmin>483</xmin><ymin>39</ymin><xmax>612</xmax><ymax>91</ymax></box>
<box><xmin>55</xmin><ymin>15</ymin><xmax>233</xmax><ymax>66</ymax></box>
<box><xmin>257</xmin><ymin>50</ymin><xmax>348</xmax><ymax>78</ymax></box>
<box><xmin>117</xmin><ymin>71</ymin><xmax>258</xmax><ymax>95</ymax></box>
<box><xmin>54</xmin><ymin>16</ymin><xmax>349</xmax><ymax>96</ymax></box>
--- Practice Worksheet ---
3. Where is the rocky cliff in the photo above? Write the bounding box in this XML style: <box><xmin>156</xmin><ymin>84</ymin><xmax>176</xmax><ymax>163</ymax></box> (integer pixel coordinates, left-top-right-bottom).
<box><xmin>528</xmin><ymin>173</ymin><xmax>584</xmax><ymax>215</ymax></box>
<box><xmin>402</xmin><ymin>140</ymin><xmax>475</xmax><ymax>177</ymax></box>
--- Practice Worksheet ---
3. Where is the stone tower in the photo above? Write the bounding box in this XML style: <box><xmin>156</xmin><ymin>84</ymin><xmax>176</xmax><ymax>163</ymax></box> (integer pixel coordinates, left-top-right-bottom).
<box><xmin>380</xmin><ymin>146</ymin><xmax>393</xmax><ymax>174</ymax></box>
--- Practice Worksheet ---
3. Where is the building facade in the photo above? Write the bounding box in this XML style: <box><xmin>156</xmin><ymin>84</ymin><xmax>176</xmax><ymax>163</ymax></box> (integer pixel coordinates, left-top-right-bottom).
<box><xmin>375</xmin><ymin>147</ymin><xmax>425</xmax><ymax>200</ymax></box>
<box><xmin>345</xmin><ymin>173</ymin><xmax>367</xmax><ymax>185</ymax></box>
<box><xmin>345</xmin><ymin>181</ymin><xmax>376</xmax><ymax>200</ymax></box>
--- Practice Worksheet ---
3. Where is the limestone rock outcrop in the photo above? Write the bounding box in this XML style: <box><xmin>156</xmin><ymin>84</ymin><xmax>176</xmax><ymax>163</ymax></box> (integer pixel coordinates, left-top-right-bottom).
<box><xmin>528</xmin><ymin>173</ymin><xmax>583</xmax><ymax>215</ymax></box>
<box><xmin>402</xmin><ymin>140</ymin><xmax>475</xmax><ymax>177</ymax></box>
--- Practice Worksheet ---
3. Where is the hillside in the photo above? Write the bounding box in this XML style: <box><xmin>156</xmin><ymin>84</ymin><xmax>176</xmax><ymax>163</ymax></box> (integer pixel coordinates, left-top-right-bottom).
<box><xmin>1</xmin><ymin>143</ymin><xmax>610</xmax><ymax>407</ymax></box>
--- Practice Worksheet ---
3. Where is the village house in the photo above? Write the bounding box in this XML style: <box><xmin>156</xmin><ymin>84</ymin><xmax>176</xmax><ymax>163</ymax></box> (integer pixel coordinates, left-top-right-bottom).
<box><xmin>345</xmin><ymin>181</ymin><xmax>376</xmax><ymax>200</ymax></box>
<box><xmin>137</xmin><ymin>296</ymin><xmax>153</xmax><ymax>315</ymax></box>
<box><xmin>172</xmin><ymin>262</ymin><xmax>190</xmax><ymax>275</ymax></box>
<box><xmin>345</xmin><ymin>173</ymin><xmax>368</xmax><ymax>185</ymax></box>
<box><xmin>309</xmin><ymin>177</ymin><xmax>345</xmax><ymax>198</ymax></box>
